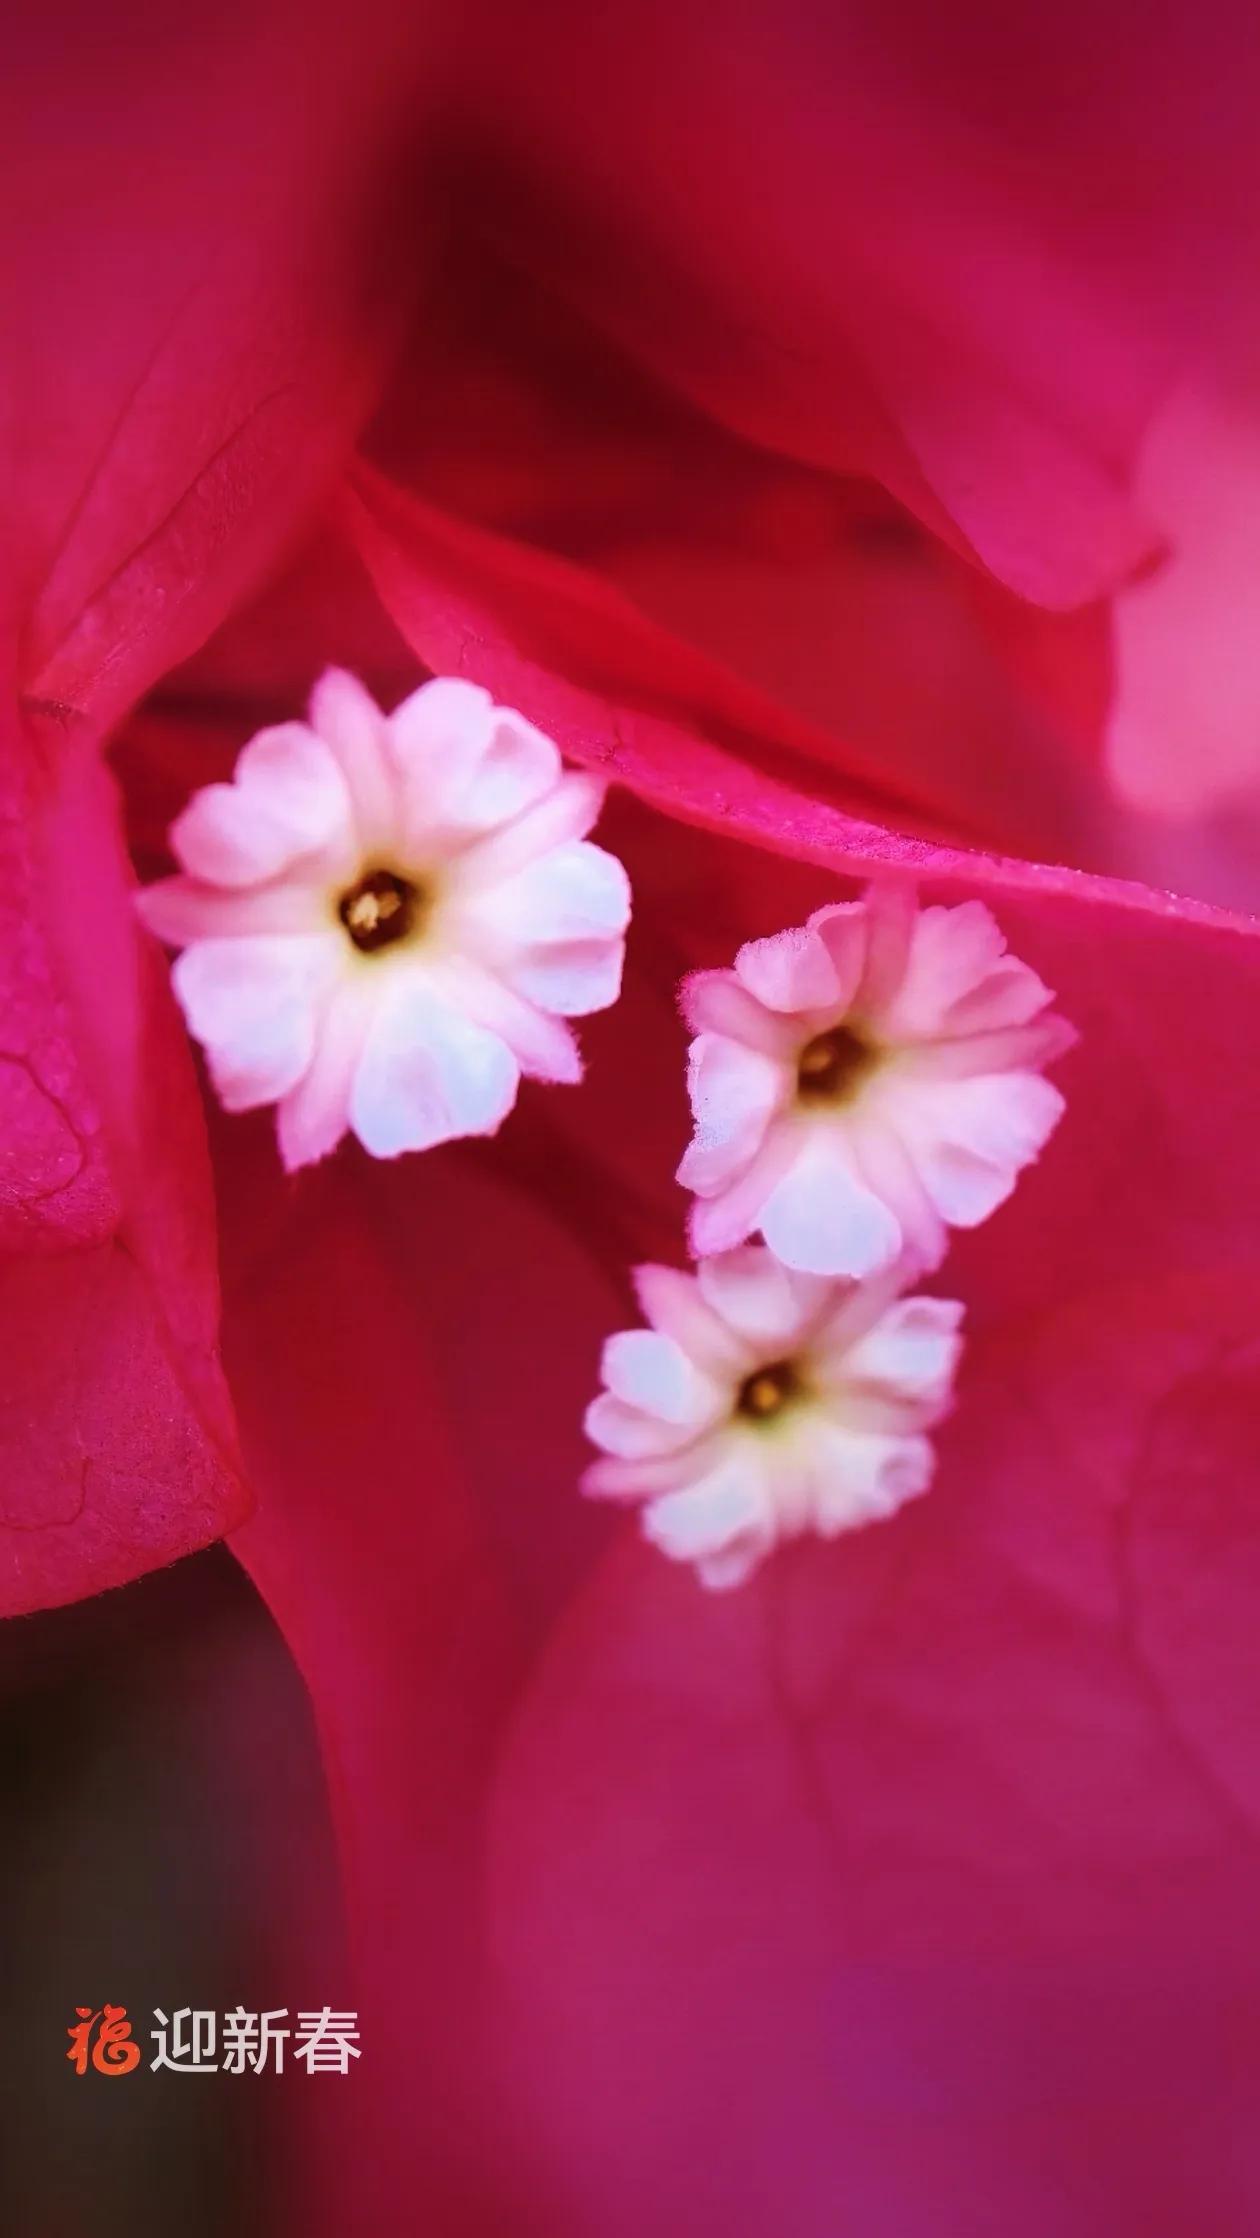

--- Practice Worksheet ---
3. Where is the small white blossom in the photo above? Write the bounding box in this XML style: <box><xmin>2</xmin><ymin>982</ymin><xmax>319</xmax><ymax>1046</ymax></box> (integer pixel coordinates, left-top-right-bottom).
<box><xmin>138</xmin><ymin>671</ymin><xmax>631</xmax><ymax>1170</ymax></box>
<box><xmin>583</xmin><ymin>1244</ymin><xmax>963</xmax><ymax>1589</ymax></box>
<box><xmin>678</xmin><ymin>882</ymin><xmax>1074</xmax><ymax>1277</ymax></box>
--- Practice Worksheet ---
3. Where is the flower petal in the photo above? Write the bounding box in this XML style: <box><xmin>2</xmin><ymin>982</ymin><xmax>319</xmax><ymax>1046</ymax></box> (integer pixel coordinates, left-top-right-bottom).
<box><xmin>172</xmin><ymin>936</ymin><xmax>340</xmax><ymax>1112</ymax></box>
<box><xmin>760</xmin><ymin>1130</ymin><xmax>903</xmax><ymax>1277</ymax></box>
<box><xmin>601</xmin><ymin>1330</ymin><xmax>724</xmax><ymax>1428</ymax></box>
<box><xmin>137</xmin><ymin>872</ymin><xmax>325</xmax><ymax>944</ymax></box>
<box><xmin>695</xmin><ymin>1246</ymin><xmax>830</xmax><ymax>1349</ymax></box>
<box><xmin>633</xmin><ymin>1264</ymin><xmax>752</xmax><ymax>1380</ymax></box>
<box><xmin>171</xmin><ymin>724</ymin><xmax>351</xmax><ymax>887</ymax></box>
<box><xmin>585</xmin><ymin>1393</ymin><xmax>701</xmax><ymax>1461</ymax></box>
<box><xmin>349</xmin><ymin>976</ymin><xmax>520</xmax><ymax>1157</ymax></box>
<box><xmin>1</xmin><ymin>730</ymin><xmax>246</xmax><ymax>1614</ymax></box>
<box><xmin>677</xmin><ymin>1034</ymin><xmax>785</xmax><ymax>1192</ymax></box>
<box><xmin>642</xmin><ymin>1454</ymin><xmax>771</xmax><ymax>1589</ymax></box>
<box><xmin>456</xmin><ymin>773</ymin><xmax>608</xmax><ymax>885</ymax></box>
<box><xmin>876</xmin><ymin>899</ymin><xmax>1010</xmax><ymax>1040</ymax></box>
<box><xmin>943</xmin><ymin>956</ymin><xmax>1057</xmax><ymax>1036</ymax></box>
<box><xmin>687</xmin><ymin>1127</ymin><xmax>801</xmax><ymax>1257</ymax></box>
<box><xmin>466</xmin><ymin>840</ymin><xmax>631</xmax><ymax>946</ymax></box>
<box><xmin>276</xmin><ymin>977</ymin><xmax>375</xmax><ymax>1172</ymax></box>
<box><xmin>680</xmin><ymin>968</ymin><xmax>797</xmax><ymax>1055</ymax></box>
<box><xmin>806</xmin><ymin>1422</ymin><xmax>937</xmax><ymax>1531</ymax></box>
<box><xmin>432</xmin><ymin>958</ymin><xmax>583</xmax><ymax>1085</ymax></box>
<box><xmin>822</xmin><ymin>1295</ymin><xmax>964</xmax><ymax>1417</ymax></box>
<box><xmin>392</xmin><ymin>675</ymin><xmax>562</xmax><ymax>840</ymax></box>
<box><xmin>735</xmin><ymin>921</ymin><xmax>845</xmax><ymax>1013</ymax></box>
<box><xmin>892</xmin><ymin>1071</ymin><xmax>1067</xmax><ymax>1229</ymax></box>
<box><xmin>450</xmin><ymin>709</ymin><xmax>563</xmax><ymax>833</ymax></box>
<box><xmin>387</xmin><ymin>673</ymin><xmax>496</xmax><ymax>823</ymax></box>
<box><xmin>506</xmin><ymin>938</ymin><xmax>626</xmax><ymax>1018</ymax></box>
<box><xmin>309</xmin><ymin>667</ymin><xmax>398</xmax><ymax>858</ymax></box>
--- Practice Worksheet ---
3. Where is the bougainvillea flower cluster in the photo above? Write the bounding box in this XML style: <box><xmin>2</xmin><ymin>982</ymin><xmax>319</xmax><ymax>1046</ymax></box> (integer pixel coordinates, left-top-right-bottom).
<box><xmin>9</xmin><ymin>3</ymin><xmax>1260</xmax><ymax>2234</ymax></box>
<box><xmin>139</xmin><ymin>680</ymin><xmax>1071</xmax><ymax>1592</ymax></box>
<box><xmin>584</xmin><ymin>876</ymin><xmax>1073</xmax><ymax>1582</ymax></box>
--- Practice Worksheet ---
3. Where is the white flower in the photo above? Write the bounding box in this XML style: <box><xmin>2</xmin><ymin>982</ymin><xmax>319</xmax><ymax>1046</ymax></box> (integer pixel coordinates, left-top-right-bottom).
<box><xmin>583</xmin><ymin>1245</ymin><xmax>963</xmax><ymax>1589</ymax></box>
<box><xmin>138</xmin><ymin>670</ymin><xmax>631</xmax><ymax>1170</ymax></box>
<box><xmin>678</xmin><ymin>882</ymin><xmax>1074</xmax><ymax>1278</ymax></box>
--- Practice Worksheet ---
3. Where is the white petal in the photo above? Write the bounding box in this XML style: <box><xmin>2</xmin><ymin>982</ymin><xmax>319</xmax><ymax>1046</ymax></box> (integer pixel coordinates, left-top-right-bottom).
<box><xmin>455</xmin><ymin>773</ymin><xmax>607</xmax><ymax>884</ymax></box>
<box><xmin>275</xmin><ymin>976</ymin><xmax>376</xmax><ymax>1171</ymax></box>
<box><xmin>853</xmin><ymin>881</ymin><xmax>918</xmax><ymax>1016</ymax></box>
<box><xmin>506</xmin><ymin>937</ymin><xmax>626</xmax><ymax>1018</ymax></box>
<box><xmin>467</xmin><ymin>840</ymin><xmax>631</xmax><ymax>946</ymax></box>
<box><xmin>807</xmin><ymin>1425</ymin><xmax>936</xmax><ymax>1534</ymax></box>
<box><xmin>846</xmin><ymin>1103</ymin><xmax>949</xmax><ymax>1273</ymax></box>
<box><xmin>601</xmin><ymin>1330</ymin><xmax>724</xmax><ymax>1428</ymax></box>
<box><xmin>805</xmin><ymin>902</ymin><xmax>869</xmax><ymax>1010</ymax></box>
<box><xmin>431</xmin><ymin>957</ymin><xmax>582</xmax><ymax>1084</ymax></box>
<box><xmin>388</xmin><ymin>677</ymin><xmax>495</xmax><ymax>847</ymax></box>
<box><xmin>677</xmin><ymin>1034</ymin><xmax>785</xmax><ymax>1192</ymax></box>
<box><xmin>680</xmin><ymin>969</ymin><xmax>798</xmax><ymax>1056</ymax></box>
<box><xmin>466</xmin><ymin>709</ymin><xmax>561</xmax><ymax>826</ymax></box>
<box><xmin>898</xmin><ymin>1013</ymin><xmax>1075</xmax><ymax>1082</ymax></box>
<box><xmin>308</xmin><ymin>668</ymin><xmax>398</xmax><ymax>856</ymax></box>
<box><xmin>877</xmin><ymin>899</ymin><xmax>1008</xmax><ymax>1040</ymax></box>
<box><xmin>897</xmin><ymin>1142</ymin><xmax>1013</xmax><ymax>1227</ymax></box>
<box><xmin>893</xmin><ymin>1070</ymin><xmax>1066</xmax><ymax>1227</ymax></box>
<box><xmin>388</xmin><ymin>676</ymin><xmax>493</xmax><ymax>777</ymax></box>
<box><xmin>581</xmin><ymin>1448</ymin><xmax>707</xmax><ymax>1502</ymax></box>
<box><xmin>171</xmin><ymin>724</ymin><xmax>351</xmax><ymax>887</ymax></box>
<box><xmin>410</xmin><ymin>696</ymin><xmax>561</xmax><ymax>838</ymax></box>
<box><xmin>687</xmin><ymin>1126</ymin><xmax>799</xmax><ymax>1255</ymax></box>
<box><xmin>822</xmin><ymin>1296</ymin><xmax>964</xmax><ymax>1420</ymax></box>
<box><xmin>632</xmin><ymin>1264</ymin><xmax>752</xmax><ymax>1380</ymax></box>
<box><xmin>760</xmin><ymin>1130</ymin><xmax>903</xmax><ymax>1277</ymax></box>
<box><xmin>735</xmin><ymin>921</ymin><xmax>845</xmax><ymax>1014</ymax></box>
<box><xmin>695</xmin><ymin>1246</ymin><xmax>829</xmax><ymax>1349</ymax></box>
<box><xmin>349</xmin><ymin>975</ymin><xmax>519</xmax><ymax>1157</ymax></box>
<box><xmin>642</xmin><ymin>1453</ymin><xmax>772</xmax><ymax>1585</ymax></box>
<box><xmin>137</xmin><ymin>874</ymin><xmax>325</xmax><ymax>944</ymax></box>
<box><xmin>584</xmin><ymin>1392</ymin><xmax>701</xmax><ymax>1461</ymax></box>
<box><xmin>942</xmin><ymin>956</ymin><xmax>1055</xmax><ymax>1035</ymax></box>
<box><xmin>694</xmin><ymin>1541</ymin><xmax>775</xmax><ymax>1592</ymax></box>
<box><xmin>172</xmin><ymin>936</ymin><xmax>340</xmax><ymax>1111</ymax></box>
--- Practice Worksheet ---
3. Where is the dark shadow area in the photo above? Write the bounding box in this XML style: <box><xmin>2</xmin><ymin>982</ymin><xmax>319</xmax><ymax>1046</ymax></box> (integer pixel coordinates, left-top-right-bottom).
<box><xmin>0</xmin><ymin>1547</ymin><xmax>346</xmax><ymax>2238</ymax></box>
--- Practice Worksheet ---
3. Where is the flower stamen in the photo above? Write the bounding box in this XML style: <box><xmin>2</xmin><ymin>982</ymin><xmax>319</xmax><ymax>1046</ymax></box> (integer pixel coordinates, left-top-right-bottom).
<box><xmin>736</xmin><ymin>1358</ymin><xmax>803</xmax><ymax>1421</ymax></box>
<box><xmin>795</xmin><ymin>1023</ymin><xmax>876</xmax><ymax>1103</ymax></box>
<box><xmin>338</xmin><ymin>867</ymin><xmax>423</xmax><ymax>954</ymax></box>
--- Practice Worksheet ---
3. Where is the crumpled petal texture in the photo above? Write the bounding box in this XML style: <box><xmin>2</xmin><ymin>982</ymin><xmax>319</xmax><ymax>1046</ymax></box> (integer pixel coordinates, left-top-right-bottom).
<box><xmin>1</xmin><ymin>715</ymin><xmax>246</xmax><ymax>1614</ymax></box>
<box><xmin>2</xmin><ymin>0</ymin><xmax>439</xmax><ymax>1608</ymax></box>
<box><xmin>461</xmin><ymin>0</ymin><xmax>1260</xmax><ymax>612</ymax></box>
<box><xmin>8</xmin><ymin>0</ymin><xmax>432</xmax><ymax>732</ymax></box>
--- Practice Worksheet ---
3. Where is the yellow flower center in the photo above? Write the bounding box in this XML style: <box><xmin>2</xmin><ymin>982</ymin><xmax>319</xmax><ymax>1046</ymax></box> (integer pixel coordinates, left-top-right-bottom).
<box><xmin>795</xmin><ymin>1024</ymin><xmax>877</xmax><ymax>1103</ymax></box>
<box><xmin>338</xmin><ymin>868</ymin><xmax>424</xmax><ymax>954</ymax></box>
<box><xmin>736</xmin><ymin>1359</ymin><xmax>804</xmax><ymax>1422</ymax></box>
